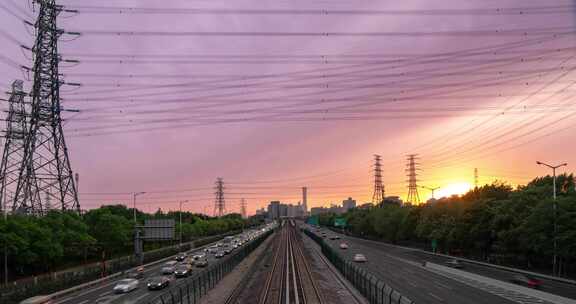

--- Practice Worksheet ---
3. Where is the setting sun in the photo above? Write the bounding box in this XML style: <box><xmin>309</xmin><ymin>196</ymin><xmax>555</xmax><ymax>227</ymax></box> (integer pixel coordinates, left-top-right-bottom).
<box><xmin>433</xmin><ymin>182</ymin><xmax>472</xmax><ymax>199</ymax></box>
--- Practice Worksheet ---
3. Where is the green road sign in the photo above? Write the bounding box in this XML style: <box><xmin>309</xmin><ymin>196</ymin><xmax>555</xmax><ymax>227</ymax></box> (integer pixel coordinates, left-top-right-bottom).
<box><xmin>334</xmin><ymin>217</ymin><xmax>347</xmax><ymax>227</ymax></box>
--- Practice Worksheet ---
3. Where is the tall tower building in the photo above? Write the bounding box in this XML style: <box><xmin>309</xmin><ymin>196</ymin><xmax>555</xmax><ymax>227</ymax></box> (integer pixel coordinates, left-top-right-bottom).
<box><xmin>302</xmin><ymin>187</ymin><xmax>307</xmax><ymax>214</ymax></box>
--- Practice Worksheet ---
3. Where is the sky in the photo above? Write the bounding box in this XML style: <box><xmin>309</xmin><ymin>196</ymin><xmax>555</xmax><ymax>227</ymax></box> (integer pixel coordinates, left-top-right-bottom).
<box><xmin>1</xmin><ymin>0</ymin><xmax>575</xmax><ymax>215</ymax></box>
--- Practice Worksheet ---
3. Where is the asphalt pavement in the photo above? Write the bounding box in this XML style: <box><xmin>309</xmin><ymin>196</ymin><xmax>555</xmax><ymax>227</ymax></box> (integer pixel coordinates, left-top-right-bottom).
<box><xmin>51</xmin><ymin>234</ymin><xmax>245</xmax><ymax>304</ymax></box>
<box><xmin>310</xmin><ymin>227</ymin><xmax>530</xmax><ymax>304</ymax></box>
<box><xmin>325</xmin><ymin>229</ymin><xmax>576</xmax><ymax>301</ymax></box>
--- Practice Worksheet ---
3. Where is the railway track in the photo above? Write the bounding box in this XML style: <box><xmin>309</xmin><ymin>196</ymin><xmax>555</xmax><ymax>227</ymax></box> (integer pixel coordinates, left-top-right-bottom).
<box><xmin>259</xmin><ymin>220</ymin><xmax>324</xmax><ymax>304</ymax></box>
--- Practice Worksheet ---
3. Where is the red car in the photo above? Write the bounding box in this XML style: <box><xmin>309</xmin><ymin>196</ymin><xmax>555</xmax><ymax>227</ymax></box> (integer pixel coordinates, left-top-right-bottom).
<box><xmin>510</xmin><ymin>274</ymin><xmax>542</xmax><ymax>289</ymax></box>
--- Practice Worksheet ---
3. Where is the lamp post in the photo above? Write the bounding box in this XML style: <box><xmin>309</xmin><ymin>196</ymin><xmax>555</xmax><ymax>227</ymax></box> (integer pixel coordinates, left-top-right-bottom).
<box><xmin>179</xmin><ymin>200</ymin><xmax>189</xmax><ymax>251</ymax></box>
<box><xmin>421</xmin><ymin>185</ymin><xmax>440</xmax><ymax>200</ymax></box>
<box><xmin>132</xmin><ymin>192</ymin><xmax>146</xmax><ymax>224</ymax></box>
<box><xmin>536</xmin><ymin>161</ymin><xmax>567</xmax><ymax>276</ymax></box>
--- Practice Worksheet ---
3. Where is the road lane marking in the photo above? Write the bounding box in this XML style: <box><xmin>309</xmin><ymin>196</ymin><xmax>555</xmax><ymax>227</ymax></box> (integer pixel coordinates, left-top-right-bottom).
<box><xmin>77</xmin><ymin>300</ymin><xmax>89</xmax><ymax>304</ymax></box>
<box><xmin>428</xmin><ymin>292</ymin><xmax>445</xmax><ymax>302</ymax></box>
<box><xmin>434</xmin><ymin>281</ymin><xmax>453</xmax><ymax>290</ymax></box>
<box><xmin>99</xmin><ymin>291</ymin><xmax>112</xmax><ymax>298</ymax></box>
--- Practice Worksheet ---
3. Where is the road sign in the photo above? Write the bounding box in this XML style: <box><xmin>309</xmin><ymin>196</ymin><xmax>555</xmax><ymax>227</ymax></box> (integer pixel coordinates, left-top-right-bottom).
<box><xmin>143</xmin><ymin>219</ymin><xmax>175</xmax><ymax>240</ymax></box>
<box><xmin>334</xmin><ymin>217</ymin><xmax>347</xmax><ymax>228</ymax></box>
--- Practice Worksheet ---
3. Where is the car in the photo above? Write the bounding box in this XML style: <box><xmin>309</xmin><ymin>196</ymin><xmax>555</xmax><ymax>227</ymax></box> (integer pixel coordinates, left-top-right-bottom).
<box><xmin>329</xmin><ymin>235</ymin><xmax>341</xmax><ymax>240</ymax></box>
<box><xmin>113</xmin><ymin>278</ymin><xmax>139</xmax><ymax>293</ymax></box>
<box><xmin>125</xmin><ymin>266</ymin><xmax>145</xmax><ymax>279</ymax></box>
<box><xmin>161</xmin><ymin>261</ymin><xmax>178</xmax><ymax>274</ymax></box>
<box><xmin>339</xmin><ymin>243</ymin><xmax>349</xmax><ymax>249</ymax></box>
<box><xmin>223</xmin><ymin>247</ymin><xmax>233</xmax><ymax>254</ymax></box>
<box><xmin>215</xmin><ymin>251</ymin><xmax>225</xmax><ymax>258</ymax></box>
<box><xmin>195</xmin><ymin>258</ymin><xmax>209</xmax><ymax>267</ymax></box>
<box><xmin>192</xmin><ymin>253</ymin><xmax>206</xmax><ymax>260</ymax></box>
<box><xmin>175</xmin><ymin>253</ymin><xmax>187</xmax><ymax>262</ymax></box>
<box><xmin>353</xmin><ymin>254</ymin><xmax>367</xmax><ymax>263</ymax></box>
<box><xmin>216</xmin><ymin>242</ymin><xmax>224</xmax><ymax>247</ymax></box>
<box><xmin>147</xmin><ymin>276</ymin><xmax>170</xmax><ymax>290</ymax></box>
<box><xmin>173</xmin><ymin>265</ymin><xmax>192</xmax><ymax>278</ymax></box>
<box><xmin>445</xmin><ymin>259</ymin><xmax>464</xmax><ymax>269</ymax></box>
<box><xmin>208</xmin><ymin>246</ymin><xmax>219</xmax><ymax>253</ymax></box>
<box><xmin>510</xmin><ymin>274</ymin><xmax>542</xmax><ymax>289</ymax></box>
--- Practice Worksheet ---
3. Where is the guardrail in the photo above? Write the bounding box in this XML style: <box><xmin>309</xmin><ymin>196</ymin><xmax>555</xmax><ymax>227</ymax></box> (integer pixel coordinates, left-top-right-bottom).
<box><xmin>145</xmin><ymin>229</ymin><xmax>274</xmax><ymax>304</ymax></box>
<box><xmin>303</xmin><ymin>229</ymin><xmax>415</xmax><ymax>304</ymax></box>
<box><xmin>2</xmin><ymin>231</ymin><xmax>240</xmax><ymax>304</ymax></box>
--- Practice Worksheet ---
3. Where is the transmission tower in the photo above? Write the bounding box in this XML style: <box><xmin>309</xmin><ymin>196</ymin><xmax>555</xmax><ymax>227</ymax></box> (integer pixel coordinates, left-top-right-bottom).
<box><xmin>474</xmin><ymin>168</ymin><xmax>479</xmax><ymax>188</ymax></box>
<box><xmin>240</xmin><ymin>198</ymin><xmax>247</xmax><ymax>219</ymax></box>
<box><xmin>372</xmin><ymin>154</ymin><xmax>385</xmax><ymax>205</ymax></box>
<box><xmin>12</xmin><ymin>0</ymin><xmax>80</xmax><ymax>215</ymax></box>
<box><xmin>406</xmin><ymin>154</ymin><xmax>421</xmax><ymax>204</ymax></box>
<box><xmin>0</xmin><ymin>80</ymin><xmax>31</xmax><ymax>215</ymax></box>
<box><xmin>213</xmin><ymin>178</ymin><xmax>226</xmax><ymax>217</ymax></box>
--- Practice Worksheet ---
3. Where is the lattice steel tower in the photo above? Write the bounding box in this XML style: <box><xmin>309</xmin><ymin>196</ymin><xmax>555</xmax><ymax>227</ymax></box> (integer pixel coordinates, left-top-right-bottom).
<box><xmin>406</xmin><ymin>154</ymin><xmax>421</xmax><ymax>204</ymax></box>
<box><xmin>0</xmin><ymin>81</ymin><xmax>31</xmax><ymax>214</ymax></box>
<box><xmin>213</xmin><ymin>177</ymin><xmax>226</xmax><ymax>217</ymax></box>
<box><xmin>12</xmin><ymin>0</ymin><xmax>79</xmax><ymax>214</ymax></box>
<box><xmin>372</xmin><ymin>154</ymin><xmax>385</xmax><ymax>205</ymax></box>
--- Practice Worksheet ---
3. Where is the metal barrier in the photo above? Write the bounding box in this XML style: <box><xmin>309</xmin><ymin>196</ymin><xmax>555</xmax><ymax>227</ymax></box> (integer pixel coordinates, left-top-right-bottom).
<box><xmin>146</xmin><ymin>229</ymin><xmax>273</xmax><ymax>304</ymax></box>
<box><xmin>303</xmin><ymin>229</ymin><xmax>415</xmax><ymax>304</ymax></box>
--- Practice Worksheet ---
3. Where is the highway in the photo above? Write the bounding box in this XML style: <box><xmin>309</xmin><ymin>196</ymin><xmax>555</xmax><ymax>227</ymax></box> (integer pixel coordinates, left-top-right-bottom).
<box><xmin>50</xmin><ymin>230</ymin><xmax>259</xmax><ymax>304</ymax></box>
<box><xmin>307</xmin><ymin>226</ymin><xmax>545</xmax><ymax>304</ymax></box>
<box><xmin>323</xmin><ymin>228</ymin><xmax>576</xmax><ymax>301</ymax></box>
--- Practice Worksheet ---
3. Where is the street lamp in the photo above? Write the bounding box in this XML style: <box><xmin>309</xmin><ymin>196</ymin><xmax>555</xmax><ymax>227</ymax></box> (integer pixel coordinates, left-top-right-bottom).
<box><xmin>132</xmin><ymin>192</ymin><xmax>146</xmax><ymax>224</ymax></box>
<box><xmin>536</xmin><ymin>160</ymin><xmax>567</xmax><ymax>276</ymax></box>
<box><xmin>179</xmin><ymin>200</ymin><xmax>189</xmax><ymax>250</ymax></box>
<box><xmin>421</xmin><ymin>185</ymin><xmax>440</xmax><ymax>200</ymax></box>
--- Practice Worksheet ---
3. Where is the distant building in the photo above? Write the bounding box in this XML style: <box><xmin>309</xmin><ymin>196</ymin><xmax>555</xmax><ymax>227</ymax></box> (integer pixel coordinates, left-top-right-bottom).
<box><xmin>267</xmin><ymin>201</ymin><xmax>280</xmax><ymax>220</ymax></box>
<box><xmin>342</xmin><ymin>197</ymin><xmax>356</xmax><ymax>211</ymax></box>
<box><xmin>310</xmin><ymin>207</ymin><xmax>329</xmax><ymax>216</ymax></box>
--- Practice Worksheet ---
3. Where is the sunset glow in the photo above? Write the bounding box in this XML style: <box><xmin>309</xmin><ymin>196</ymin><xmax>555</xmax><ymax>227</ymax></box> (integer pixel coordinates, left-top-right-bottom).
<box><xmin>433</xmin><ymin>182</ymin><xmax>472</xmax><ymax>200</ymax></box>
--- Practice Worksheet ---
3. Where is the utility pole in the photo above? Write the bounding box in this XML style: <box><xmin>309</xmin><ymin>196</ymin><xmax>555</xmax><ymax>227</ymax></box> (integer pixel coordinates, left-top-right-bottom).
<box><xmin>474</xmin><ymin>168</ymin><xmax>479</xmax><ymax>189</ymax></box>
<box><xmin>1</xmin><ymin>80</ymin><xmax>27</xmax><ymax>285</ymax></box>
<box><xmin>406</xmin><ymin>154</ymin><xmax>421</xmax><ymax>204</ymax></box>
<box><xmin>179</xmin><ymin>200</ymin><xmax>189</xmax><ymax>251</ymax></box>
<box><xmin>421</xmin><ymin>185</ymin><xmax>440</xmax><ymax>200</ymax></box>
<box><xmin>240</xmin><ymin>198</ymin><xmax>247</xmax><ymax>219</ymax></box>
<box><xmin>213</xmin><ymin>178</ymin><xmax>225</xmax><ymax>217</ymax></box>
<box><xmin>0</xmin><ymin>80</ymin><xmax>28</xmax><ymax>215</ymax></box>
<box><xmin>372</xmin><ymin>155</ymin><xmax>385</xmax><ymax>206</ymax></box>
<box><xmin>133</xmin><ymin>192</ymin><xmax>146</xmax><ymax>224</ymax></box>
<box><xmin>12</xmin><ymin>0</ymin><xmax>80</xmax><ymax>215</ymax></box>
<box><xmin>536</xmin><ymin>160</ymin><xmax>567</xmax><ymax>276</ymax></box>
<box><xmin>301</xmin><ymin>187</ymin><xmax>307</xmax><ymax>215</ymax></box>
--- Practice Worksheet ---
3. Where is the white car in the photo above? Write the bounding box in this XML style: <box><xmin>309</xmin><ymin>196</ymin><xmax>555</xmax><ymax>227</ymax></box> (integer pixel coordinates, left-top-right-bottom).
<box><xmin>339</xmin><ymin>243</ymin><xmax>349</xmax><ymax>249</ymax></box>
<box><xmin>192</xmin><ymin>253</ymin><xmax>206</xmax><ymax>260</ymax></box>
<box><xmin>113</xmin><ymin>278</ymin><xmax>139</xmax><ymax>293</ymax></box>
<box><xmin>353</xmin><ymin>254</ymin><xmax>367</xmax><ymax>263</ymax></box>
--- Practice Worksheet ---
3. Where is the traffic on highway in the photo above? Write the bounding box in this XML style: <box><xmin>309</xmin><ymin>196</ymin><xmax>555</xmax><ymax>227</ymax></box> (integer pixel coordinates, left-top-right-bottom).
<box><xmin>41</xmin><ymin>225</ymin><xmax>274</xmax><ymax>304</ymax></box>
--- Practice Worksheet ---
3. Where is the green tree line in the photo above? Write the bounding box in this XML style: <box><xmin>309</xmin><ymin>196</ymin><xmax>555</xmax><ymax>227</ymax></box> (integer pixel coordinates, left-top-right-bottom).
<box><xmin>318</xmin><ymin>174</ymin><xmax>576</xmax><ymax>277</ymax></box>
<box><xmin>0</xmin><ymin>204</ymin><xmax>254</xmax><ymax>279</ymax></box>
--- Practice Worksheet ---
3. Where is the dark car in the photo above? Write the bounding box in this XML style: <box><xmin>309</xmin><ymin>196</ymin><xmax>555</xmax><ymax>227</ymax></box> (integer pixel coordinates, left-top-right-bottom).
<box><xmin>175</xmin><ymin>254</ymin><xmax>187</xmax><ymax>262</ymax></box>
<box><xmin>510</xmin><ymin>274</ymin><xmax>542</xmax><ymax>289</ymax></box>
<box><xmin>147</xmin><ymin>276</ymin><xmax>170</xmax><ymax>290</ymax></box>
<box><xmin>223</xmin><ymin>247</ymin><xmax>232</xmax><ymax>254</ymax></box>
<box><xmin>173</xmin><ymin>266</ymin><xmax>192</xmax><ymax>278</ymax></box>
<box><xmin>195</xmin><ymin>258</ymin><xmax>208</xmax><ymax>267</ymax></box>
<box><xmin>445</xmin><ymin>259</ymin><xmax>464</xmax><ymax>269</ymax></box>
